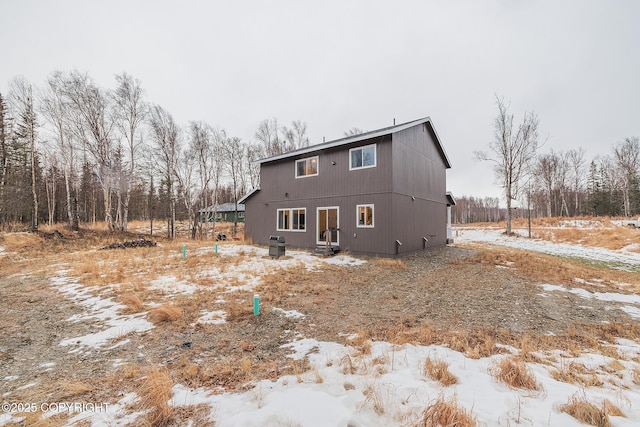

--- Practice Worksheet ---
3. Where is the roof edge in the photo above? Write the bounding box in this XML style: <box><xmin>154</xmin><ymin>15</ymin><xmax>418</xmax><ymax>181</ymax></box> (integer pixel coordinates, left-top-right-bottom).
<box><xmin>238</xmin><ymin>188</ymin><xmax>260</xmax><ymax>204</ymax></box>
<box><xmin>257</xmin><ymin>116</ymin><xmax>440</xmax><ymax>165</ymax></box>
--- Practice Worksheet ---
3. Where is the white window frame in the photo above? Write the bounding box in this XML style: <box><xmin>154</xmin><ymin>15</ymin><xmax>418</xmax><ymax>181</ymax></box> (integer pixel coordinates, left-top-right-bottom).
<box><xmin>276</xmin><ymin>208</ymin><xmax>306</xmax><ymax>232</ymax></box>
<box><xmin>238</xmin><ymin>211</ymin><xmax>245</xmax><ymax>219</ymax></box>
<box><xmin>295</xmin><ymin>156</ymin><xmax>319</xmax><ymax>178</ymax></box>
<box><xmin>356</xmin><ymin>204</ymin><xmax>374</xmax><ymax>228</ymax></box>
<box><xmin>349</xmin><ymin>144</ymin><xmax>376</xmax><ymax>170</ymax></box>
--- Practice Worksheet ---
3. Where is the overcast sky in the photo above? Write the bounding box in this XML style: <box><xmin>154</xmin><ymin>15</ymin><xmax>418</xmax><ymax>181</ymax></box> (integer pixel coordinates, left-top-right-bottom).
<box><xmin>2</xmin><ymin>0</ymin><xmax>639</xmax><ymax>199</ymax></box>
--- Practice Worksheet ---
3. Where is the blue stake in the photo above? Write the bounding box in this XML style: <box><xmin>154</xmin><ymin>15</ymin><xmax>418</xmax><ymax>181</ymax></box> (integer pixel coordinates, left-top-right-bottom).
<box><xmin>215</xmin><ymin>243</ymin><xmax>218</xmax><ymax>254</ymax></box>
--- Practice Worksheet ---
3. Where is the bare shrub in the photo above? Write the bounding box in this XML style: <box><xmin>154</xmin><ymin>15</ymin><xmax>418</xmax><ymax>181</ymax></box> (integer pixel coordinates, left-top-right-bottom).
<box><xmin>419</xmin><ymin>394</ymin><xmax>477</xmax><ymax>427</ymax></box>
<box><xmin>559</xmin><ymin>393</ymin><xmax>611</xmax><ymax>427</ymax></box>
<box><xmin>148</xmin><ymin>305</ymin><xmax>182</xmax><ymax>324</ymax></box>
<box><xmin>489</xmin><ymin>356</ymin><xmax>541</xmax><ymax>392</ymax></box>
<box><xmin>424</xmin><ymin>356</ymin><xmax>458</xmax><ymax>386</ymax></box>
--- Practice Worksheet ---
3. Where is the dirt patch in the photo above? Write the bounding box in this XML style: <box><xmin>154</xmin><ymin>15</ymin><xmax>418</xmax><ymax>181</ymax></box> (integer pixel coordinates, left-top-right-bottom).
<box><xmin>99</xmin><ymin>238</ymin><xmax>158</xmax><ymax>250</ymax></box>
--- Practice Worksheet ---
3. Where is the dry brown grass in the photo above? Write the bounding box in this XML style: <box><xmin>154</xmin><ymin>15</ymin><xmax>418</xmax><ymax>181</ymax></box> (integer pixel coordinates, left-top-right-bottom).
<box><xmin>419</xmin><ymin>394</ymin><xmax>477</xmax><ymax>427</ymax></box>
<box><xmin>148</xmin><ymin>304</ymin><xmax>182</xmax><ymax>324</ymax></box>
<box><xmin>559</xmin><ymin>393</ymin><xmax>612</xmax><ymax>427</ymax></box>
<box><xmin>423</xmin><ymin>356</ymin><xmax>458</xmax><ymax>386</ymax></box>
<box><xmin>224</xmin><ymin>294</ymin><xmax>254</xmax><ymax>321</ymax></box>
<box><xmin>550</xmin><ymin>360</ymin><xmax>603</xmax><ymax>387</ymax></box>
<box><xmin>458</xmin><ymin>245</ymin><xmax>640</xmax><ymax>292</ymax></box>
<box><xmin>603</xmin><ymin>399</ymin><xmax>625</xmax><ymax>417</ymax></box>
<box><xmin>119</xmin><ymin>292</ymin><xmax>144</xmax><ymax>313</ymax></box>
<box><xmin>359</xmin><ymin>383</ymin><xmax>388</xmax><ymax>416</ymax></box>
<box><xmin>374</xmin><ymin>258</ymin><xmax>407</xmax><ymax>269</ymax></box>
<box><xmin>489</xmin><ymin>356</ymin><xmax>542</xmax><ymax>392</ymax></box>
<box><xmin>633</xmin><ymin>367</ymin><xmax>640</xmax><ymax>385</ymax></box>
<box><xmin>535</xmin><ymin>225</ymin><xmax>638</xmax><ymax>252</ymax></box>
<box><xmin>137</xmin><ymin>367</ymin><xmax>175</xmax><ymax>426</ymax></box>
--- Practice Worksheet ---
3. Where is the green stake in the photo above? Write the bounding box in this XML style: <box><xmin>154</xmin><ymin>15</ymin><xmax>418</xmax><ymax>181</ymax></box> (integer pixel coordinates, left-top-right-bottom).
<box><xmin>253</xmin><ymin>294</ymin><xmax>260</xmax><ymax>316</ymax></box>
<box><xmin>182</xmin><ymin>244</ymin><xmax>186</xmax><ymax>259</ymax></box>
<box><xmin>215</xmin><ymin>243</ymin><xmax>218</xmax><ymax>253</ymax></box>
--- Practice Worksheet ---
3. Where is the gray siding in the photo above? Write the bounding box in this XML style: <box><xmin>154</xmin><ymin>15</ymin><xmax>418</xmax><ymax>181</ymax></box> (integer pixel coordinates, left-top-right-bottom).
<box><xmin>245</xmin><ymin>122</ymin><xmax>450</xmax><ymax>257</ymax></box>
<box><xmin>257</xmin><ymin>135</ymin><xmax>393</xmax><ymax>203</ymax></box>
<box><xmin>245</xmin><ymin>193</ymin><xmax>394</xmax><ymax>256</ymax></box>
<box><xmin>389</xmin><ymin>124</ymin><xmax>448</xmax><ymax>254</ymax></box>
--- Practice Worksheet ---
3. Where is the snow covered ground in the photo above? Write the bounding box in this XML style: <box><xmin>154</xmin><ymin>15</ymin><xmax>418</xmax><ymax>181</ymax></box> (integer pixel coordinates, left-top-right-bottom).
<box><xmin>64</xmin><ymin>336</ymin><xmax>640</xmax><ymax>427</ymax></box>
<box><xmin>455</xmin><ymin>226</ymin><xmax>640</xmax><ymax>271</ymax></box>
<box><xmin>3</xmin><ymin>235</ymin><xmax>640</xmax><ymax>426</ymax></box>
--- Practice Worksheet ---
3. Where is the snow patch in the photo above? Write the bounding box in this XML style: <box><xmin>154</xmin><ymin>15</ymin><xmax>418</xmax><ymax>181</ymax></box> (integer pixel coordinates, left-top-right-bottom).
<box><xmin>272</xmin><ymin>307</ymin><xmax>306</xmax><ymax>319</ymax></box>
<box><xmin>457</xmin><ymin>227</ymin><xmax>640</xmax><ymax>271</ymax></box>
<box><xmin>52</xmin><ymin>271</ymin><xmax>154</xmax><ymax>351</ymax></box>
<box><xmin>192</xmin><ymin>310</ymin><xmax>227</xmax><ymax>325</ymax></box>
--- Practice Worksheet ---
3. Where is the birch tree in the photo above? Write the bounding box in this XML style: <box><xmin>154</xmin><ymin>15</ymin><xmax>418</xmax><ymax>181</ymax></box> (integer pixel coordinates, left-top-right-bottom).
<box><xmin>41</xmin><ymin>71</ymin><xmax>80</xmax><ymax>230</ymax></box>
<box><xmin>613</xmin><ymin>137</ymin><xmax>640</xmax><ymax>217</ymax></box>
<box><xmin>62</xmin><ymin>71</ymin><xmax>116</xmax><ymax>229</ymax></box>
<box><xmin>223</xmin><ymin>136</ymin><xmax>244</xmax><ymax>236</ymax></box>
<box><xmin>567</xmin><ymin>147</ymin><xmax>586</xmax><ymax>216</ymax></box>
<box><xmin>112</xmin><ymin>72</ymin><xmax>146</xmax><ymax>231</ymax></box>
<box><xmin>255</xmin><ymin>118</ymin><xmax>282</xmax><ymax>157</ymax></box>
<box><xmin>148</xmin><ymin>105</ymin><xmax>180</xmax><ymax>239</ymax></box>
<box><xmin>0</xmin><ymin>93</ymin><xmax>9</xmax><ymax>221</ymax></box>
<box><xmin>475</xmin><ymin>96</ymin><xmax>539</xmax><ymax>234</ymax></box>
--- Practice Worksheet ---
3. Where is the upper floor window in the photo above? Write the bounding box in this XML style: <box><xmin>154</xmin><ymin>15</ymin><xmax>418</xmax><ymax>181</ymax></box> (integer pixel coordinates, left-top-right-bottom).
<box><xmin>356</xmin><ymin>204</ymin><xmax>374</xmax><ymax>228</ymax></box>
<box><xmin>295</xmin><ymin>156</ymin><xmax>318</xmax><ymax>178</ymax></box>
<box><xmin>350</xmin><ymin>144</ymin><xmax>376</xmax><ymax>170</ymax></box>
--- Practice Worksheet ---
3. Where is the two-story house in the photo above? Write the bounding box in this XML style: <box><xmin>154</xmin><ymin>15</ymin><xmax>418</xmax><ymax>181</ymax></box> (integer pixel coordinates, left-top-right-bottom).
<box><xmin>239</xmin><ymin>117</ymin><xmax>453</xmax><ymax>257</ymax></box>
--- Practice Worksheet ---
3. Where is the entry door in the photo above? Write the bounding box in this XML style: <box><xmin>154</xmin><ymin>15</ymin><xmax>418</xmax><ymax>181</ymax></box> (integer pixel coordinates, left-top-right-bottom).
<box><xmin>317</xmin><ymin>207</ymin><xmax>339</xmax><ymax>245</ymax></box>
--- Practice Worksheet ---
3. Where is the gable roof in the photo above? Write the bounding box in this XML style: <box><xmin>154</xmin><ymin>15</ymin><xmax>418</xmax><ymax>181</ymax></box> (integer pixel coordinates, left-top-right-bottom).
<box><xmin>199</xmin><ymin>202</ymin><xmax>245</xmax><ymax>214</ymax></box>
<box><xmin>257</xmin><ymin>116</ymin><xmax>452</xmax><ymax>169</ymax></box>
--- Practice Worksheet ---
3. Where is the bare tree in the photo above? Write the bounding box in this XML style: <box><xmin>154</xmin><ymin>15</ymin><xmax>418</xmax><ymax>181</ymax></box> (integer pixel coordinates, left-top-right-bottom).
<box><xmin>344</xmin><ymin>127</ymin><xmax>364</xmax><ymax>137</ymax></box>
<box><xmin>255</xmin><ymin>118</ymin><xmax>282</xmax><ymax>157</ymax></box>
<box><xmin>281</xmin><ymin>120</ymin><xmax>310</xmax><ymax>152</ymax></box>
<box><xmin>475</xmin><ymin>96</ymin><xmax>539</xmax><ymax>234</ymax></box>
<box><xmin>176</xmin><ymin>142</ymin><xmax>198</xmax><ymax>239</ymax></box>
<box><xmin>112</xmin><ymin>72</ymin><xmax>146</xmax><ymax>231</ymax></box>
<box><xmin>41</xmin><ymin>71</ymin><xmax>80</xmax><ymax>230</ymax></box>
<box><xmin>147</xmin><ymin>105</ymin><xmax>180</xmax><ymax>239</ymax></box>
<box><xmin>209</xmin><ymin>128</ymin><xmax>226</xmax><ymax>236</ymax></box>
<box><xmin>0</xmin><ymin>92</ymin><xmax>10</xmax><ymax>221</ymax></box>
<box><xmin>223</xmin><ymin>136</ymin><xmax>244</xmax><ymax>236</ymax></box>
<box><xmin>245</xmin><ymin>141</ymin><xmax>262</xmax><ymax>190</ymax></box>
<box><xmin>613</xmin><ymin>137</ymin><xmax>640</xmax><ymax>217</ymax></box>
<box><xmin>567</xmin><ymin>147</ymin><xmax>586</xmax><ymax>215</ymax></box>
<box><xmin>534</xmin><ymin>152</ymin><xmax>558</xmax><ymax>217</ymax></box>
<box><xmin>62</xmin><ymin>71</ymin><xmax>116</xmax><ymax>229</ymax></box>
<box><xmin>188</xmin><ymin>121</ymin><xmax>213</xmax><ymax>238</ymax></box>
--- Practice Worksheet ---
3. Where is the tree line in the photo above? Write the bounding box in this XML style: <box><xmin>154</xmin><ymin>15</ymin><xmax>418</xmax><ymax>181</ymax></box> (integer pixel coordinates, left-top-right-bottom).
<box><xmin>468</xmin><ymin>96</ymin><xmax>639</xmax><ymax>229</ymax></box>
<box><xmin>457</xmin><ymin>139</ymin><xmax>640</xmax><ymax>224</ymax></box>
<box><xmin>0</xmin><ymin>71</ymin><xmax>311</xmax><ymax>238</ymax></box>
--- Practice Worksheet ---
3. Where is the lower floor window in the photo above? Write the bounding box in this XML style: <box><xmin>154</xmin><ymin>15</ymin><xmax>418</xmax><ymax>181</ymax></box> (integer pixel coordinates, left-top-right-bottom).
<box><xmin>356</xmin><ymin>204</ymin><xmax>374</xmax><ymax>227</ymax></box>
<box><xmin>277</xmin><ymin>208</ymin><xmax>306</xmax><ymax>231</ymax></box>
